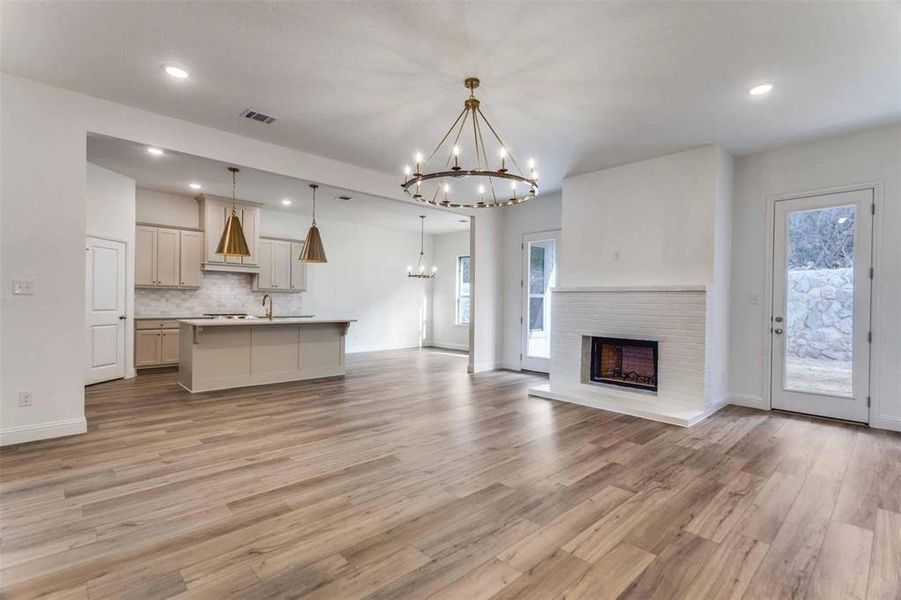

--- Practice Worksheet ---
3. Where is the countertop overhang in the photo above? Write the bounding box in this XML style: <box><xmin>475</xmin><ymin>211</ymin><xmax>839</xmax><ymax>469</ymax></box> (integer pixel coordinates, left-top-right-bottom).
<box><xmin>179</xmin><ymin>318</ymin><xmax>357</xmax><ymax>327</ymax></box>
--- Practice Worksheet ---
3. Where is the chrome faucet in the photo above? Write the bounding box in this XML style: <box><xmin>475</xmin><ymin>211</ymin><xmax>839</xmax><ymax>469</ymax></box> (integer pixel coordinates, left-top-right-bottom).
<box><xmin>262</xmin><ymin>294</ymin><xmax>273</xmax><ymax>320</ymax></box>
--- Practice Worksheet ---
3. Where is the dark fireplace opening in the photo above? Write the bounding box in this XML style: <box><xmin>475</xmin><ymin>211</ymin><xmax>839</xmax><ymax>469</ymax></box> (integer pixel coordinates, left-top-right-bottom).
<box><xmin>589</xmin><ymin>337</ymin><xmax>658</xmax><ymax>392</ymax></box>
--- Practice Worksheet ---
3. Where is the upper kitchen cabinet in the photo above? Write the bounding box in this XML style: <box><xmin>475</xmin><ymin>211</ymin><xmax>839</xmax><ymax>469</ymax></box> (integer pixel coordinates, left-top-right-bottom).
<box><xmin>199</xmin><ymin>195</ymin><xmax>261</xmax><ymax>273</ymax></box>
<box><xmin>254</xmin><ymin>237</ymin><xmax>307</xmax><ymax>292</ymax></box>
<box><xmin>135</xmin><ymin>225</ymin><xmax>203</xmax><ymax>288</ymax></box>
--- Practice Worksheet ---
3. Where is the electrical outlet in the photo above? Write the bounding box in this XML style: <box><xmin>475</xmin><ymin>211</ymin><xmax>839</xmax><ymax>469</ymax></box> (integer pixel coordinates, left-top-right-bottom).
<box><xmin>18</xmin><ymin>392</ymin><xmax>33</xmax><ymax>407</ymax></box>
<box><xmin>13</xmin><ymin>280</ymin><xmax>34</xmax><ymax>295</ymax></box>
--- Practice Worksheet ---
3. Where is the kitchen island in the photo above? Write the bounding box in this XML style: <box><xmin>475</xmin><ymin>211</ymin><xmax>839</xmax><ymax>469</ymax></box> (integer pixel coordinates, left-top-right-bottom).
<box><xmin>178</xmin><ymin>318</ymin><xmax>355</xmax><ymax>393</ymax></box>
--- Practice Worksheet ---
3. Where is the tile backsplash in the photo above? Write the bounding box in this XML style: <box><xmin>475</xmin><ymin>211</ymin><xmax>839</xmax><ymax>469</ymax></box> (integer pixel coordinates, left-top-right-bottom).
<box><xmin>135</xmin><ymin>272</ymin><xmax>305</xmax><ymax>317</ymax></box>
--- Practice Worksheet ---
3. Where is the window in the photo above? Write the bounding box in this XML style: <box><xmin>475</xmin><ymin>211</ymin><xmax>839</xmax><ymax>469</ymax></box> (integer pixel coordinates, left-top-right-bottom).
<box><xmin>456</xmin><ymin>255</ymin><xmax>471</xmax><ymax>325</ymax></box>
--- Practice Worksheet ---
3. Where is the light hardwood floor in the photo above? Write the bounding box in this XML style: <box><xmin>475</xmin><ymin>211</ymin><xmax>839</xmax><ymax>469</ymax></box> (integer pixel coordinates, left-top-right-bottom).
<box><xmin>1</xmin><ymin>348</ymin><xmax>900</xmax><ymax>599</ymax></box>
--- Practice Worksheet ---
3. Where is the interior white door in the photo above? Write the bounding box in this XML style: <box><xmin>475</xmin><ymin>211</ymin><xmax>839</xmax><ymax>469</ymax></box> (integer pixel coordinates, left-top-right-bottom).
<box><xmin>521</xmin><ymin>230</ymin><xmax>561</xmax><ymax>373</ymax></box>
<box><xmin>85</xmin><ymin>237</ymin><xmax>127</xmax><ymax>384</ymax></box>
<box><xmin>771</xmin><ymin>189</ymin><xmax>873</xmax><ymax>422</ymax></box>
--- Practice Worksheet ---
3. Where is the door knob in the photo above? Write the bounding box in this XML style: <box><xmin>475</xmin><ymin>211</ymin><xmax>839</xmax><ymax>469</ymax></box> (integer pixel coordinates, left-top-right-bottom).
<box><xmin>119</xmin><ymin>315</ymin><xmax>127</xmax><ymax>320</ymax></box>
<box><xmin>774</xmin><ymin>327</ymin><xmax>783</xmax><ymax>335</ymax></box>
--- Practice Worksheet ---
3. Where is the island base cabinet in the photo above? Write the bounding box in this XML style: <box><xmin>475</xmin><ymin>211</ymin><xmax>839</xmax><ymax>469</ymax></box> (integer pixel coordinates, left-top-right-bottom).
<box><xmin>178</xmin><ymin>322</ymin><xmax>348</xmax><ymax>393</ymax></box>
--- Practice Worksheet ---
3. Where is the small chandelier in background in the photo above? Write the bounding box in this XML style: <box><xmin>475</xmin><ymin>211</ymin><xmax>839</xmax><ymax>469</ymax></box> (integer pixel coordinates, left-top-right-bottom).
<box><xmin>407</xmin><ymin>215</ymin><xmax>437</xmax><ymax>278</ymax></box>
<box><xmin>299</xmin><ymin>184</ymin><xmax>327</xmax><ymax>263</ymax></box>
<box><xmin>215</xmin><ymin>167</ymin><xmax>251</xmax><ymax>257</ymax></box>
<box><xmin>402</xmin><ymin>77</ymin><xmax>538</xmax><ymax>209</ymax></box>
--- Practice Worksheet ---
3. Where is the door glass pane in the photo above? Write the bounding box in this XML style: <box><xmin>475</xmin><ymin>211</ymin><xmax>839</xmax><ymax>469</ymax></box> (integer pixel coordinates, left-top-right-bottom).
<box><xmin>526</xmin><ymin>239</ymin><xmax>556</xmax><ymax>359</ymax></box>
<box><xmin>784</xmin><ymin>205</ymin><xmax>854</xmax><ymax>397</ymax></box>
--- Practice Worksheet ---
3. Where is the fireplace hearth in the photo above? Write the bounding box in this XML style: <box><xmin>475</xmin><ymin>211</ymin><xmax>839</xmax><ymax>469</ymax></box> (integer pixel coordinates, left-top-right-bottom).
<box><xmin>589</xmin><ymin>337</ymin><xmax>658</xmax><ymax>392</ymax></box>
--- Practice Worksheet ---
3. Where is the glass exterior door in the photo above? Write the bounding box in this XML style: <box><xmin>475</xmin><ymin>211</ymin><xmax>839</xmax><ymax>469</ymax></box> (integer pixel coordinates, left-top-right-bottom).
<box><xmin>522</xmin><ymin>230</ymin><xmax>560</xmax><ymax>372</ymax></box>
<box><xmin>771</xmin><ymin>189</ymin><xmax>873</xmax><ymax>422</ymax></box>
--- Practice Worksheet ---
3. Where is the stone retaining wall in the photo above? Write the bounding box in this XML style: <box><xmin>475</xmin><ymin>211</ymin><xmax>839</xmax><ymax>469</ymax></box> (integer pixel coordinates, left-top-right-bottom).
<box><xmin>786</xmin><ymin>268</ymin><xmax>853</xmax><ymax>361</ymax></box>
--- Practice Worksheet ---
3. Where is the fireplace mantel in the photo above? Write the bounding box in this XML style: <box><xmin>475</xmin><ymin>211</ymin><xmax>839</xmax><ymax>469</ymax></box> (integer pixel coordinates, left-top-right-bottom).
<box><xmin>551</xmin><ymin>285</ymin><xmax>707</xmax><ymax>293</ymax></box>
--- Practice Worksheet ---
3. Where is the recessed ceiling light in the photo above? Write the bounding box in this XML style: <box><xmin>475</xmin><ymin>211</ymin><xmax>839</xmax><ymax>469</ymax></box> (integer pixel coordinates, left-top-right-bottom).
<box><xmin>281</xmin><ymin>198</ymin><xmax>292</xmax><ymax>206</ymax></box>
<box><xmin>146</xmin><ymin>147</ymin><xmax>164</xmax><ymax>156</ymax></box>
<box><xmin>189</xmin><ymin>183</ymin><xmax>202</xmax><ymax>190</ymax></box>
<box><xmin>749</xmin><ymin>83</ymin><xmax>773</xmax><ymax>96</ymax></box>
<box><xmin>164</xmin><ymin>65</ymin><xmax>189</xmax><ymax>80</ymax></box>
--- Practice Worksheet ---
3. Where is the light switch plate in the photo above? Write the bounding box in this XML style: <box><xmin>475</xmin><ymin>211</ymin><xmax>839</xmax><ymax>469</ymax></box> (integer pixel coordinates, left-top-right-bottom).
<box><xmin>13</xmin><ymin>280</ymin><xmax>34</xmax><ymax>295</ymax></box>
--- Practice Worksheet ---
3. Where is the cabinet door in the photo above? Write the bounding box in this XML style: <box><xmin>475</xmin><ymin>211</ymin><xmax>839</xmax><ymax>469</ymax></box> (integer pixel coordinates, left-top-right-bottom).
<box><xmin>160</xmin><ymin>329</ymin><xmax>180</xmax><ymax>364</ymax></box>
<box><xmin>273</xmin><ymin>240</ymin><xmax>292</xmax><ymax>290</ymax></box>
<box><xmin>257</xmin><ymin>238</ymin><xmax>274</xmax><ymax>289</ymax></box>
<box><xmin>204</xmin><ymin>202</ymin><xmax>227</xmax><ymax>264</ymax></box>
<box><xmin>179</xmin><ymin>230</ymin><xmax>203</xmax><ymax>288</ymax></box>
<box><xmin>290</xmin><ymin>242</ymin><xmax>307</xmax><ymax>291</ymax></box>
<box><xmin>135</xmin><ymin>226</ymin><xmax>157</xmax><ymax>286</ymax></box>
<box><xmin>240</xmin><ymin>207</ymin><xmax>259</xmax><ymax>265</ymax></box>
<box><xmin>156</xmin><ymin>228</ymin><xmax>181</xmax><ymax>286</ymax></box>
<box><xmin>135</xmin><ymin>330</ymin><xmax>162</xmax><ymax>367</ymax></box>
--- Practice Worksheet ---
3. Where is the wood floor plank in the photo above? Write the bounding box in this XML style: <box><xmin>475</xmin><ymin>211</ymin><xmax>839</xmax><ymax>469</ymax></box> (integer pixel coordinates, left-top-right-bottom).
<box><xmin>681</xmin><ymin>532</ymin><xmax>769</xmax><ymax>600</ymax></box>
<box><xmin>866</xmin><ymin>509</ymin><xmax>901</xmax><ymax>600</ymax></box>
<box><xmin>744</xmin><ymin>474</ymin><xmax>843</xmax><ymax>600</ymax></box>
<box><xmin>563</xmin><ymin>542</ymin><xmax>656</xmax><ymax>600</ymax></box>
<box><xmin>804</xmin><ymin>521</ymin><xmax>872</xmax><ymax>600</ymax></box>
<box><xmin>0</xmin><ymin>349</ymin><xmax>897</xmax><ymax>599</ymax></box>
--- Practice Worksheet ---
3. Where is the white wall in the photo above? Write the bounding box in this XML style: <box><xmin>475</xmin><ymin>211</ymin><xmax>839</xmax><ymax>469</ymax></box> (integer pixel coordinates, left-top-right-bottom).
<box><xmin>1</xmin><ymin>73</ymin><xmax>490</xmax><ymax>445</ymax></box>
<box><xmin>500</xmin><ymin>192</ymin><xmax>563</xmax><ymax>369</ymax></box>
<box><xmin>561</xmin><ymin>145</ymin><xmax>720</xmax><ymax>287</ymax></box>
<box><xmin>430</xmin><ymin>230</ymin><xmax>471</xmax><ymax>351</ymax></box>
<box><xmin>86</xmin><ymin>163</ymin><xmax>137</xmax><ymax>378</ymax></box>
<box><xmin>729</xmin><ymin>124</ymin><xmax>901</xmax><ymax>432</ymax></box>
<box><xmin>469</xmin><ymin>210</ymin><xmax>504</xmax><ymax>372</ymax></box>
<box><xmin>705</xmin><ymin>148</ymin><xmax>734</xmax><ymax>407</ymax></box>
<box><xmin>262</xmin><ymin>211</ymin><xmax>435</xmax><ymax>353</ymax></box>
<box><xmin>136</xmin><ymin>188</ymin><xmax>200</xmax><ymax>228</ymax></box>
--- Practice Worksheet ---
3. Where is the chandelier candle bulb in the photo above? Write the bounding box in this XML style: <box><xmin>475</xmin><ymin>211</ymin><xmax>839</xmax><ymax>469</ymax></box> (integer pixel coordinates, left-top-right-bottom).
<box><xmin>452</xmin><ymin>145</ymin><xmax>461</xmax><ymax>170</ymax></box>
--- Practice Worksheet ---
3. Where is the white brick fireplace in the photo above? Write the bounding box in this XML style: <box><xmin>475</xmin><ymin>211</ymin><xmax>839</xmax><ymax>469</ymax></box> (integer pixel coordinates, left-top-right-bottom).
<box><xmin>529</xmin><ymin>145</ymin><xmax>734</xmax><ymax>426</ymax></box>
<box><xmin>529</xmin><ymin>285</ymin><xmax>727</xmax><ymax>426</ymax></box>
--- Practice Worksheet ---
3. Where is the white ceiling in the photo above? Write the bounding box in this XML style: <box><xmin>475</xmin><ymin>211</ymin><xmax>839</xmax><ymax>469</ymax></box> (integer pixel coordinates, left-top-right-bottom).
<box><xmin>86</xmin><ymin>135</ymin><xmax>469</xmax><ymax>234</ymax></box>
<box><xmin>5</xmin><ymin>2</ymin><xmax>901</xmax><ymax>192</ymax></box>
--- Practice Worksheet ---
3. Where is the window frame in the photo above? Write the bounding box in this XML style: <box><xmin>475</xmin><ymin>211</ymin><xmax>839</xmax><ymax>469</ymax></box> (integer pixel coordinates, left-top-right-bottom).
<box><xmin>455</xmin><ymin>254</ymin><xmax>471</xmax><ymax>326</ymax></box>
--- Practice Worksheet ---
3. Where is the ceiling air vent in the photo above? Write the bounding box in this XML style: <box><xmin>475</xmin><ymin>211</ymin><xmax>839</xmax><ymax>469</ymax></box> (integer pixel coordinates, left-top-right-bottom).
<box><xmin>240</xmin><ymin>109</ymin><xmax>277</xmax><ymax>125</ymax></box>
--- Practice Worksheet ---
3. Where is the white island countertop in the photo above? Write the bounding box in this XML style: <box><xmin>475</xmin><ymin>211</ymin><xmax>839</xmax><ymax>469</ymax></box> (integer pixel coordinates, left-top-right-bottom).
<box><xmin>179</xmin><ymin>317</ymin><xmax>357</xmax><ymax>327</ymax></box>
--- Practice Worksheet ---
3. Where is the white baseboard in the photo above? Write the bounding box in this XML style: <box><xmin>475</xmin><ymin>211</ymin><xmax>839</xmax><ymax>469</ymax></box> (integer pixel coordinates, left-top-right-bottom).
<box><xmin>0</xmin><ymin>417</ymin><xmax>87</xmax><ymax>447</ymax></box>
<box><xmin>499</xmin><ymin>361</ymin><xmax>522</xmax><ymax>371</ymax></box>
<box><xmin>728</xmin><ymin>394</ymin><xmax>767</xmax><ymax>410</ymax></box>
<box><xmin>427</xmin><ymin>342</ymin><xmax>470</xmax><ymax>352</ymax></box>
<box><xmin>470</xmin><ymin>361</ymin><xmax>499</xmax><ymax>373</ymax></box>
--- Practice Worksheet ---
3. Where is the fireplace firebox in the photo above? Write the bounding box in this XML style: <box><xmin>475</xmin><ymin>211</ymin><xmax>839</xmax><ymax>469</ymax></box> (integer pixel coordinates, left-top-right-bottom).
<box><xmin>589</xmin><ymin>337</ymin><xmax>658</xmax><ymax>392</ymax></box>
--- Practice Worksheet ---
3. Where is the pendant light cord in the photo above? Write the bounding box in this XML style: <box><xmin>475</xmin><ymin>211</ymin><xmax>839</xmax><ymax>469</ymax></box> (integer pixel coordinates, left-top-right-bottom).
<box><xmin>311</xmin><ymin>185</ymin><xmax>318</xmax><ymax>226</ymax></box>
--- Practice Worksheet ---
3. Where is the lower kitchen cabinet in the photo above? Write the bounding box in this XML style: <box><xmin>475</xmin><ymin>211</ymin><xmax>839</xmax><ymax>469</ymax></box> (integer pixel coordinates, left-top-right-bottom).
<box><xmin>135</xmin><ymin>320</ymin><xmax>181</xmax><ymax>369</ymax></box>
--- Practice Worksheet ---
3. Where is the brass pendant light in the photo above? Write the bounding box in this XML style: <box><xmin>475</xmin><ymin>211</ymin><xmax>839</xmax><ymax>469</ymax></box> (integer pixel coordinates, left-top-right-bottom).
<box><xmin>299</xmin><ymin>184</ymin><xmax>327</xmax><ymax>263</ymax></box>
<box><xmin>215</xmin><ymin>167</ymin><xmax>251</xmax><ymax>257</ymax></box>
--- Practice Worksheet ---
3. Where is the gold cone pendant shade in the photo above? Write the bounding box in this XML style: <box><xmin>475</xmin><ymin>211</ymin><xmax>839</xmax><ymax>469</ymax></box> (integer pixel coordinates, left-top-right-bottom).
<box><xmin>299</xmin><ymin>184</ymin><xmax>327</xmax><ymax>263</ymax></box>
<box><xmin>216</xmin><ymin>167</ymin><xmax>251</xmax><ymax>257</ymax></box>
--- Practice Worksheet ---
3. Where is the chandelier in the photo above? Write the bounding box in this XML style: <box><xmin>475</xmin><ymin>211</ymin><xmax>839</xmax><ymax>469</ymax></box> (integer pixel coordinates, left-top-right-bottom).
<box><xmin>402</xmin><ymin>77</ymin><xmax>538</xmax><ymax>209</ymax></box>
<box><xmin>407</xmin><ymin>215</ymin><xmax>437</xmax><ymax>278</ymax></box>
